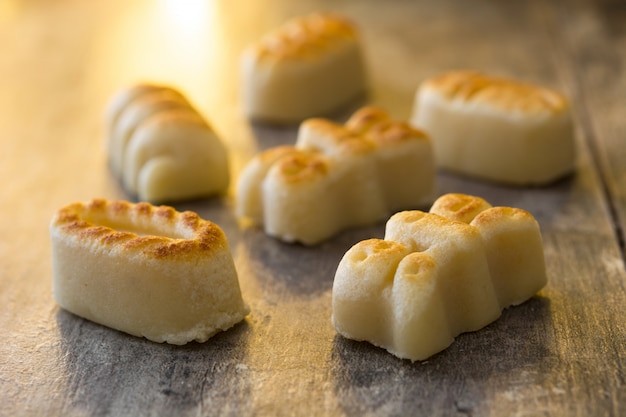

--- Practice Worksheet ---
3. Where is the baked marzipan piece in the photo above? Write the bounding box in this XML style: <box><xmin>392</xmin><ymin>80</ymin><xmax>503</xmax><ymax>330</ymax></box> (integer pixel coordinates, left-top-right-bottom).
<box><xmin>236</xmin><ymin>107</ymin><xmax>435</xmax><ymax>245</ymax></box>
<box><xmin>411</xmin><ymin>70</ymin><xmax>575</xmax><ymax>185</ymax></box>
<box><xmin>50</xmin><ymin>199</ymin><xmax>249</xmax><ymax>345</ymax></box>
<box><xmin>106</xmin><ymin>83</ymin><xmax>229</xmax><ymax>203</ymax></box>
<box><xmin>332</xmin><ymin>193</ymin><xmax>547</xmax><ymax>361</ymax></box>
<box><xmin>241</xmin><ymin>12</ymin><xmax>367</xmax><ymax>123</ymax></box>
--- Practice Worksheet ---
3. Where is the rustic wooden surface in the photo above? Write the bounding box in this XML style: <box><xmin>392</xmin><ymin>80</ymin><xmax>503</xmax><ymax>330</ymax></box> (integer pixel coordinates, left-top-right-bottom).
<box><xmin>0</xmin><ymin>0</ymin><xmax>624</xmax><ymax>416</ymax></box>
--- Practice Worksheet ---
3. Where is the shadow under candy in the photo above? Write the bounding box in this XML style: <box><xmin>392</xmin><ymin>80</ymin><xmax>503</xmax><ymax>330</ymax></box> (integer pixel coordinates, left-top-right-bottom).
<box><xmin>55</xmin><ymin>307</ymin><xmax>252</xmax><ymax>416</ymax></box>
<box><xmin>330</xmin><ymin>295</ymin><xmax>555</xmax><ymax>416</ymax></box>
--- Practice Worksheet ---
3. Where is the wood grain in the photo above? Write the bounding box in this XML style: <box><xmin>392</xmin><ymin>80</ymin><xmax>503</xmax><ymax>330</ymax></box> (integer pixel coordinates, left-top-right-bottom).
<box><xmin>557</xmin><ymin>0</ymin><xmax>626</xmax><ymax>258</ymax></box>
<box><xmin>0</xmin><ymin>0</ymin><xmax>624</xmax><ymax>416</ymax></box>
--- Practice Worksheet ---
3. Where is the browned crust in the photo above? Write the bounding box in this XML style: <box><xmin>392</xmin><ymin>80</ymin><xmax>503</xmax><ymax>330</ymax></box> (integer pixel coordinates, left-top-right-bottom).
<box><xmin>346</xmin><ymin>106</ymin><xmax>429</xmax><ymax>144</ymax></box>
<box><xmin>301</xmin><ymin>118</ymin><xmax>375</xmax><ymax>155</ymax></box>
<box><xmin>141</xmin><ymin>108</ymin><xmax>210</xmax><ymax>130</ymax></box>
<box><xmin>107</xmin><ymin>84</ymin><xmax>189</xmax><ymax>127</ymax></box>
<box><xmin>51</xmin><ymin>199</ymin><xmax>227</xmax><ymax>259</ymax></box>
<box><xmin>390</xmin><ymin>210</ymin><xmax>478</xmax><ymax>240</ymax></box>
<box><xmin>256</xmin><ymin>106</ymin><xmax>429</xmax><ymax>184</ymax></box>
<box><xmin>471</xmin><ymin>206</ymin><xmax>536</xmax><ymax>226</ymax></box>
<box><xmin>429</xmin><ymin>193</ymin><xmax>492</xmax><ymax>223</ymax></box>
<box><xmin>257</xmin><ymin>145</ymin><xmax>299</xmax><ymax>164</ymax></box>
<box><xmin>275</xmin><ymin>152</ymin><xmax>329</xmax><ymax>183</ymax></box>
<box><xmin>345</xmin><ymin>106</ymin><xmax>389</xmax><ymax>129</ymax></box>
<box><xmin>253</xmin><ymin>13</ymin><xmax>358</xmax><ymax>61</ymax></box>
<box><xmin>422</xmin><ymin>70</ymin><xmax>569</xmax><ymax>113</ymax></box>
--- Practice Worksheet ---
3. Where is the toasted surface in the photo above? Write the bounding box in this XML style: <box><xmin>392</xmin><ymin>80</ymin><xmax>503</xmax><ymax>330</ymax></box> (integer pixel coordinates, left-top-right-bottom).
<box><xmin>429</xmin><ymin>192</ymin><xmax>492</xmax><ymax>223</ymax></box>
<box><xmin>50</xmin><ymin>199</ymin><xmax>249</xmax><ymax>345</ymax></box>
<box><xmin>411</xmin><ymin>70</ymin><xmax>575</xmax><ymax>185</ymax></box>
<box><xmin>420</xmin><ymin>70</ymin><xmax>569</xmax><ymax>114</ymax></box>
<box><xmin>52</xmin><ymin>198</ymin><xmax>226</xmax><ymax>258</ymax></box>
<box><xmin>241</xmin><ymin>13</ymin><xmax>367</xmax><ymax>123</ymax></box>
<box><xmin>251</xmin><ymin>13</ymin><xmax>358</xmax><ymax>62</ymax></box>
<box><xmin>105</xmin><ymin>83</ymin><xmax>186</xmax><ymax>131</ymax></box>
<box><xmin>347</xmin><ymin>106</ymin><xmax>429</xmax><ymax>144</ymax></box>
<box><xmin>332</xmin><ymin>193</ymin><xmax>547</xmax><ymax>361</ymax></box>
<box><xmin>236</xmin><ymin>106</ymin><xmax>435</xmax><ymax>245</ymax></box>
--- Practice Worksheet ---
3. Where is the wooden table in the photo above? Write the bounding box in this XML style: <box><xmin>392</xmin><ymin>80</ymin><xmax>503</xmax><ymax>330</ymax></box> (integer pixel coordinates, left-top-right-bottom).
<box><xmin>1</xmin><ymin>0</ymin><xmax>624</xmax><ymax>415</ymax></box>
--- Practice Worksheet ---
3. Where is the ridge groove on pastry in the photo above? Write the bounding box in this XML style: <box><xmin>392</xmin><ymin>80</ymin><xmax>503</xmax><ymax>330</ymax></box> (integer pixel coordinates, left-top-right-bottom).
<box><xmin>411</xmin><ymin>70</ymin><xmax>575</xmax><ymax>185</ymax></box>
<box><xmin>241</xmin><ymin>12</ymin><xmax>367</xmax><ymax>123</ymax></box>
<box><xmin>106</xmin><ymin>83</ymin><xmax>229</xmax><ymax>203</ymax></box>
<box><xmin>50</xmin><ymin>198</ymin><xmax>249</xmax><ymax>345</ymax></box>
<box><xmin>331</xmin><ymin>193</ymin><xmax>547</xmax><ymax>361</ymax></box>
<box><xmin>236</xmin><ymin>106</ymin><xmax>435</xmax><ymax>245</ymax></box>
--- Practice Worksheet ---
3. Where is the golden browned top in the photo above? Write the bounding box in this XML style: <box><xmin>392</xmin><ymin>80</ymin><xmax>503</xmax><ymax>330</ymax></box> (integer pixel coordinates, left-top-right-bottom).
<box><xmin>251</xmin><ymin>146</ymin><xmax>329</xmax><ymax>185</ymax></box>
<box><xmin>428</xmin><ymin>194</ymin><xmax>539</xmax><ymax>230</ymax></box>
<box><xmin>128</xmin><ymin>89</ymin><xmax>191</xmax><ymax>115</ymax></box>
<box><xmin>256</xmin><ymin>106</ymin><xmax>429</xmax><ymax>185</ymax></box>
<box><xmin>257</xmin><ymin>145</ymin><xmax>300</xmax><ymax>164</ymax></box>
<box><xmin>429</xmin><ymin>193</ymin><xmax>492</xmax><ymax>224</ymax></box>
<box><xmin>252</xmin><ymin>13</ymin><xmax>358</xmax><ymax>61</ymax></box>
<box><xmin>301</xmin><ymin>118</ymin><xmax>375</xmax><ymax>155</ymax></box>
<box><xmin>357</xmin><ymin>238</ymin><xmax>407</xmax><ymax>259</ymax></box>
<box><xmin>50</xmin><ymin>199</ymin><xmax>227</xmax><ymax>259</ymax></box>
<box><xmin>399</xmin><ymin>251</ymin><xmax>437</xmax><ymax>283</ymax></box>
<box><xmin>388</xmin><ymin>210</ymin><xmax>478</xmax><ymax>243</ymax></box>
<box><xmin>345</xmin><ymin>106</ymin><xmax>389</xmax><ymax>130</ymax></box>
<box><xmin>107</xmin><ymin>83</ymin><xmax>188</xmax><ymax>127</ymax></box>
<box><xmin>131</xmin><ymin>84</ymin><xmax>187</xmax><ymax>105</ymax></box>
<box><xmin>124</xmin><ymin>83</ymin><xmax>184</xmax><ymax>100</ymax></box>
<box><xmin>302</xmin><ymin>106</ymin><xmax>428</xmax><ymax>153</ymax></box>
<box><xmin>346</xmin><ymin>107</ymin><xmax>429</xmax><ymax>144</ymax></box>
<box><xmin>471</xmin><ymin>206</ymin><xmax>536</xmax><ymax>227</ymax></box>
<box><xmin>275</xmin><ymin>152</ymin><xmax>329</xmax><ymax>183</ymax></box>
<box><xmin>423</xmin><ymin>70</ymin><xmax>569</xmax><ymax>113</ymax></box>
<box><xmin>141</xmin><ymin>107</ymin><xmax>210</xmax><ymax>131</ymax></box>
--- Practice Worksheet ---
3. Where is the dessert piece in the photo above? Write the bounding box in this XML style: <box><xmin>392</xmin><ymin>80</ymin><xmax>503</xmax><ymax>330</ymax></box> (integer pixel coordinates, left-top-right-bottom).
<box><xmin>105</xmin><ymin>84</ymin><xmax>186</xmax><ymax>131</ymax></box>
<box><xmin>332</xmin><ymin>193</ymin><xmax>547</xmax><ymax>361</ymax></box>
<box><xmin>236</xmin><ymin>106</ymin><xmax>435</xmax><ymax>245</ymax></box>
<box><xmin>240</xmin><ymin>12</ymin><xmax>367</xmax><ymax>123</ymax></box>
<box><xmin>411</xmin><ymin>70</ymin><xmax>575</xmax><ymax>185</ymax></box>
<box><xmin>50</xmin><ymin>199</ymin><xmax>249</xmax><ymax>345</ymax></box>
<box><xmin>106</xmin><ymin>84</ymin><xmax>189</xmax><ymax>179</ymax></box>
<box><xmin>105</xmin><ymin>83</ymin><xmax>229</xmax><ymax>203</ymax></box>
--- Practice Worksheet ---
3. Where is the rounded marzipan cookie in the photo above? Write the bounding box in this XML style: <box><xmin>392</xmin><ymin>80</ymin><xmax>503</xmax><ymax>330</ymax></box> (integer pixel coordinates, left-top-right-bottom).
<box><xmin>236</xmin><ymin>106</ymin><xmax>435</xmax><ymax>245</ymax></box>
<box><xmin>50</xmin><ymin>198</ymin><xmax>249</xmax><ymax>345</ymax></box>
<box><xmin>411</xmin><ymin>70</ymin><xmax>575</xmax><ymax>186</ymax></box>
<box><xmin>105</xmin><ymin>83</ymin><xmax>230</xmax><ymax>203</ymax></box>
<box><xmin>331</xmin><ymin>193</ymin><xmax>547</xmax><ymax>362</ymax></box>
<box><xmin>240</xmin><ymin>12</ymin><xmax>368</xmax><ymax>123</ymax></box>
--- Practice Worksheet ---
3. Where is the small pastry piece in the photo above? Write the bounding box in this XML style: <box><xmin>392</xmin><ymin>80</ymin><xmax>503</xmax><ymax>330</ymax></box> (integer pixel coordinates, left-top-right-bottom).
<box><xmin>105</xmin><ymin>84</ymin><xmax>182</xmax><ymax>135</ymax></box>
<box><xmin>428</xmin><ymin>193</ymin><xmax>547</xmax><ymax>307</ymax></box>
<box><xmin>342</xmin><ymin>107</ymin><xmax>435</xmax><ymax>211</ymax></box>
<box><xmin>106</xmin><ymin>85</ymin><xmax>189</xmax><ymax>179</ymax></box>
<box><xmin>50</xmin><ymin>199</ymin><xmax>249</xmax><ymax>345</ymax></box>
<box><xmin>236</xmin><ymin>106</ymin><xmax>435</xmax><ymax>245</ymax></box>
<box><xmin>106</xmin><ymin>83</ymin><xmax>229</xmax><ymax>203</ymax></box>
<box><xmin>332</xmin><ymin>193</ymin><xmax>547</xmax><ymax>361</ymax></box>
<box><xmin>411</xmin><ymin>70</ymin><xmax>575</xmax><ymax>185</ymax></box>
<box><xmin>241</xmin><ymin>12</ymin><xmax>367</xmax><ymax>123</ymax></box>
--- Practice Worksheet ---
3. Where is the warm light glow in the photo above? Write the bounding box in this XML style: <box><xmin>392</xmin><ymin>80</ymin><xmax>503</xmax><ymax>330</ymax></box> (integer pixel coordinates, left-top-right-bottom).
<box><xmin>0</xmin><ymin>0</ymin><xmax>19</xmax><ymax>22</ymax></box>
<box><xmin>156</xmin><ymin>0</ymin><xmax>213</xmax><ymax>40</ymax></box>
<box><xmin>151</xmin><ymin>0</ymin><xmax>219</xmax><ymax>83</ymax></box>
<box><xmin>84</xmin><ymin>0</ymin><xmax>254</xmax><ymax>160</ymax></box>
<box><xmin>87</xmin><ymin>0</ymin><xmax>224</xmax><ymax>115</ymax></box>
